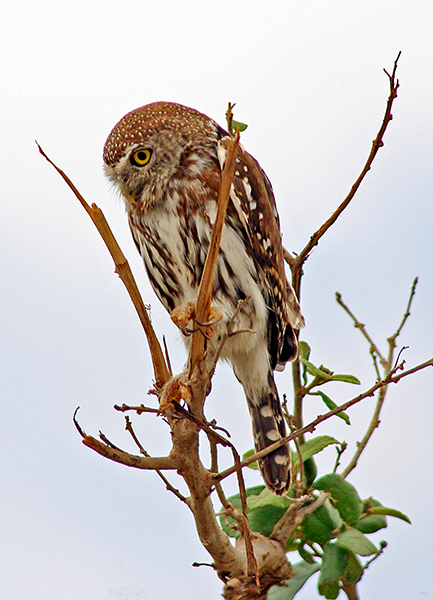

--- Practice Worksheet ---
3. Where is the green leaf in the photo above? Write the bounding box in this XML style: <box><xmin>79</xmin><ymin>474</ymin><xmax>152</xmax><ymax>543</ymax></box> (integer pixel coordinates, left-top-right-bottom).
<box><xmin>329</xmin><ymin>374</ymin><xmax>361</xmax><ymax>385</ymax></box>
<box><xmin>299</xmin><ymin>341</ymin><xmax>311</xmax><ymax>360</ymax></box>
<box><xmin>300</xmin><ymin>358</ymin><xmax>333</xmax><ymax>380</ymax></box>
<box><xmin>316</xmin><ymin>392</ymin><xmax>351</xmax><ymax>425</ymax></box>
<box><xmin>318</xmin><ymin>543</ymin><xmax>349</xmax><ymax>598</ymax></box>
<box><xmin>242</xmin><ymin>448</ymin><xmax>259</xmax><ymax>470</ymax></box>
<box><xmin>248</xmin><ymin>502</ymin><xmax>289</xmax><ymax>537</ymax></box>
<box><xmin>247</xmin><ymin>486</ymin><xmax>290</xmax><ymax>510</ymax></box>
<box><xmin>220</xmin><ymin>485</ymin><xmax>291</xmax><ymax>538</ymax></box>
<box><xmin>320</xmin><ymin>543</ymin><xmax>349</xmax><ymax>582</ymax></box>
<box><xmin>370</xmin><ymin>506</ymin><xmax>411</xmax><ymax>524</ymax></box>
<box><xmin>303</xmin><ymin>457</ymin><xmax>318</xmax><ymax>488</ymax></box>
<box><xmin>301</xmin><ymin>501</ymin><xmax>341</xmax><ymax>544</ymax></box>
<box><xmin>232</xmin><ymin>119</ymin><xmax>248</xmax><ymax>132</ymax></box>
<box><xmin>336</xmin><ymin>527</ymin><xmax>378</xmax><ymax>556</ymax></box>
<box><xmin>318</xmin><ymin>580</ymin><xmax>340</xmax><ymax>599</ymax></box>
<box><xmin>344</xmin><ymin>552</ymin><xmax>364</xmax><ymax>585</ymax></box>
<box><xmin>356</xmin><ymin>499</ymin><xmax>387</xmax><ymax>534</ymax></box>
<box><xmin>314</xmin><ymin>474</ymin><xmax>362</xmax><ymax>527</ymax></box>
<box><xmin>268</xmin><ymin>561</ymin><xmax>320</xmax><ymax>600</ymax></box>
<box><xmin>293</xmin><ymin>436</ymin><xmax>341</xmax><ymax>467</ymax></box>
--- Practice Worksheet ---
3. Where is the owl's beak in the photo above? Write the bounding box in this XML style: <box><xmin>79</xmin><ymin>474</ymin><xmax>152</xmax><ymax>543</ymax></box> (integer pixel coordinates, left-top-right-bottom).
<box><xmin>119</xmin><ymin>182</ymin><xmax>135</xmax><ymax>204</ymax></box>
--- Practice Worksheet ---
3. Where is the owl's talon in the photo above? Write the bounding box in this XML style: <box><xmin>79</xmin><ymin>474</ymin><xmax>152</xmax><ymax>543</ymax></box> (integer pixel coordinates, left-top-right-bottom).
<box><xmin>170</xmin><ymin>300</ymin><xmax>197</xmax><ymax>334</ymax></box>
<box><xmin>171</xmin><ymin>301</ymin><xmax>223</xmax><ymax>338</ymax></box>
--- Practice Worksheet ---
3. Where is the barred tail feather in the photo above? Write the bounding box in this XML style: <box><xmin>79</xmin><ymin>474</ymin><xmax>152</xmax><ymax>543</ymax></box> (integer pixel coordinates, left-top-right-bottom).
<box><xmin>247</xmin><ymin>377</ymin><xmax>291</xmax><ymax>495</ymax></box>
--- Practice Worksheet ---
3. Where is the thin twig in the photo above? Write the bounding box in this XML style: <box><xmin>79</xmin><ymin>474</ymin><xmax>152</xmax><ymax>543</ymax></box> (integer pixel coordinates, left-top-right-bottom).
<box><xmin>124</xmin><ymin>416</ymin><xmax>189</xmax><ymax>505</ymax></box>
<box><xmin>387</xmin><ymin>277</ymin><xmax>418</xmax><ymax>351</ymax></box>
<box><xmin>288</xmin><ymin>416</ymin><xmax>305</xmax><ymax>494</ymax></box>
<box><xmin>114</xmin><ymin>403</ymin><xmax>160</xmax><ymax>414</ymax></box>
<box><xmin>341</xmin><ymin>278</ymin><xmax>418</xmax><ymax>478</ymax></box>
<box><xmin>336</xmin><ymin>292</ymin><xmax>386</xmax><ymax>367</ymax></box>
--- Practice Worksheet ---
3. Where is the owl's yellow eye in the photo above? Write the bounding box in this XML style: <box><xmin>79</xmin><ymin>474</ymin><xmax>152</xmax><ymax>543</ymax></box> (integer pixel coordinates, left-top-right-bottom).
<box><xmin>130</xmin><ymin>148</ymin><xmax>152</xmax><ymax>166</ymax></box>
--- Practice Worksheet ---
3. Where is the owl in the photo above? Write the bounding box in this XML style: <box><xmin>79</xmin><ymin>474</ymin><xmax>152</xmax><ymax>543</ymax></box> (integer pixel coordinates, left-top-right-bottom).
<box><xmin>103</xmin><ymin>102</ymin><xmax>304</xmax><ymax>494</ymax></box>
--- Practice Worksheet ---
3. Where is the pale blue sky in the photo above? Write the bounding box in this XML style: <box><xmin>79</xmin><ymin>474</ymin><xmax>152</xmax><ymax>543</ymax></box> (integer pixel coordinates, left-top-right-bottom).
<box><xmin>1</xmin><ymin>1</ymin><xmax>432</xmax><ymax>598</ymax></box>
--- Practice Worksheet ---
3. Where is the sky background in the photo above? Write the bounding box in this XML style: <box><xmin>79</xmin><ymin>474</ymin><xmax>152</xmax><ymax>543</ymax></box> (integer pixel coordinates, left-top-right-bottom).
<box><xmin>1</xmin><ymin>1</ymin><xmax>432</xmax><ymax>599</ymax></box>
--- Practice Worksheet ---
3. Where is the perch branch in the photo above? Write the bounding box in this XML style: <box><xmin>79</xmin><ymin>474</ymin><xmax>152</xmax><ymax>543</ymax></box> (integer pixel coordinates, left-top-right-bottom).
<box><xmin>188</xmin><ymin>132</ymin><xmax>240</xmax><ymax>387</ymax></box>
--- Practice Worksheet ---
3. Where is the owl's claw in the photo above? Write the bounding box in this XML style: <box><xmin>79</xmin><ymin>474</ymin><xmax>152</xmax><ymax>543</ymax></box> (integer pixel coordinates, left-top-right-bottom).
<box><xmin>171</xmin><ymin>300</ymin><xmax>223</xmax><ymax>338</ymax></box>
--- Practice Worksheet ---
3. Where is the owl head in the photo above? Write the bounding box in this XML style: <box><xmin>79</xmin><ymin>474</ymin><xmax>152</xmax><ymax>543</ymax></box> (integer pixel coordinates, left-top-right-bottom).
<box><xmin>103</xmin><ymin>102</ymin><xmax>223</xmax><ymax>206</ymax></box>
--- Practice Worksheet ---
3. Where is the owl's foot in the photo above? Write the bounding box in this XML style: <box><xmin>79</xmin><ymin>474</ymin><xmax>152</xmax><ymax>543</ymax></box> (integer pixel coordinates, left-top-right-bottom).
<box><xmin>159</xmin><ymin>373</ymin><xmax>191</xmax><ymax>412</ymax></box>
<box><xmin>170</xmin><ymin>300</ymin><xmax>223</xmax><ymax>338</ymax></box>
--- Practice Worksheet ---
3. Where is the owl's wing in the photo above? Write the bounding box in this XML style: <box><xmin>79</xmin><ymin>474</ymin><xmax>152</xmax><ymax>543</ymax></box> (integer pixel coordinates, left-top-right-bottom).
<box><xmin>217</xmin><ymin>136</ymin><xmax>304</xmax><ymax>368</ymax></box>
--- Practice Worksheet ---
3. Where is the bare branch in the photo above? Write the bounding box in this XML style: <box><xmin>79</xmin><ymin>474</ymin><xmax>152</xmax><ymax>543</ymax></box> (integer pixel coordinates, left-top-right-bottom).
<box><xmin>336</xmin><ymin>291</ymin><xmax>387</xmax><ymax>367</ymax></box>
<box><xmin>388</xmin><ymin>276</ymin><xmax>418</xmax><ymax>351</ymax></box>
<box><xmin>291</xmin><ymin>52</ymin><xmax>401</xmax><ymax>280</ymax></box>
<box><xmin>36</xmin><ymin>143</ymin><xmax>171</xmax><ymax>389</ymax></box>
<box><xmin>82</xmin><ymin>435</ymin><xmax>177</xmax><ymax>470</ymax></box>
<box><xmin>289</xmin><ymin>53</ymin><xmax>402</xmax><ymax>447</ymax></box>
<box><xmin>340</xmin><ymin>278</ymin><xmax>419</xmax><ymax>478</ymax></box>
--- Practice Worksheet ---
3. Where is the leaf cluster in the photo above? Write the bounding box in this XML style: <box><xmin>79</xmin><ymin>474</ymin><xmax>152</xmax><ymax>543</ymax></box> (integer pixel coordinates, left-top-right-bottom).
<box><xmin>221</xmin><ymin>468</ymin><xmax>409</xmax><ymax>599</ymax></box>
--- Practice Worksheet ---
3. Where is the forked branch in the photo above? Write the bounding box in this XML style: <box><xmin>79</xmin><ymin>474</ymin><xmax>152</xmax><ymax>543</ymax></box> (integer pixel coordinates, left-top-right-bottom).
<box><xmin>290</xmin><ymin>52</ymin><xmax>402</xmax><ymax>438</ymax></box>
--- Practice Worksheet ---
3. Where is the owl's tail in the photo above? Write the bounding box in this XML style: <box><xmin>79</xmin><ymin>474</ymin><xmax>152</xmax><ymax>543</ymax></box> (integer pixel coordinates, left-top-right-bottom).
<box><xmin>247</xmin><ymin>376</ymin><xmax>291</xmax><ymax>495</ymax></box>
